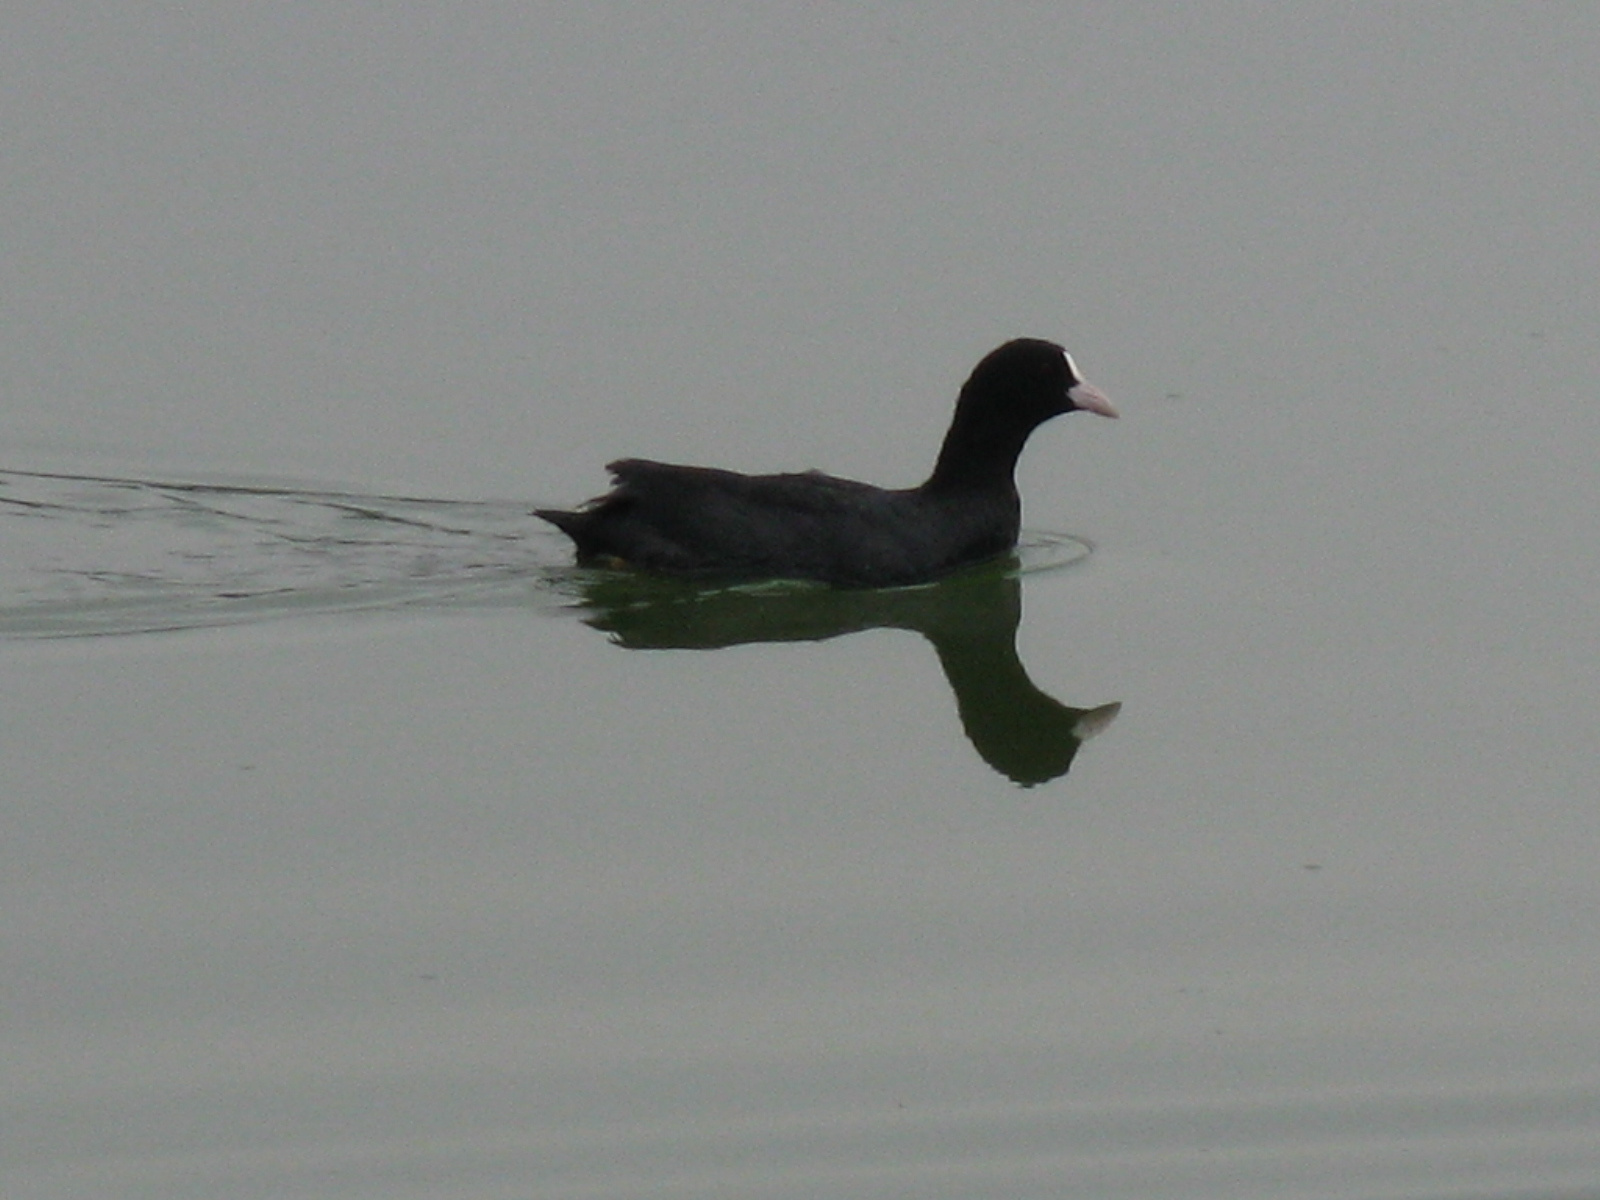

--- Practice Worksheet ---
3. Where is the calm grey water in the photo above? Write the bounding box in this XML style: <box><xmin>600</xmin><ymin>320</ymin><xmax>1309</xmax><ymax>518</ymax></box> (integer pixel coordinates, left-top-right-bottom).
<box><xmin>4</xmin><ymin>6</ymin><xmax>1600</xmax><ymax>1198</ymax></box>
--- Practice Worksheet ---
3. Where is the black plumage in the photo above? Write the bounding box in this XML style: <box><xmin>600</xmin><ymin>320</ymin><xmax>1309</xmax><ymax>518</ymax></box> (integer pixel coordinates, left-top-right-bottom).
<box><xmin>537</xmin><ymin>338</ymin><xmax>1116</xmax><ymax>588</ymax></box>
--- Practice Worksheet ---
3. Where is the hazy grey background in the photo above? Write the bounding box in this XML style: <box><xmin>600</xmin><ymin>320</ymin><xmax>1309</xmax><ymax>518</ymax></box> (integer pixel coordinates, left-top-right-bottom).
<box><xmin>6</xmin><ymin>5</ymin><xmax>1592</xmax><ymax>494</ymax></box>
<box><xmin>5</xmin><ymin>5</ymin><xmax>1600</xmax><ymax>1198</ymax></box>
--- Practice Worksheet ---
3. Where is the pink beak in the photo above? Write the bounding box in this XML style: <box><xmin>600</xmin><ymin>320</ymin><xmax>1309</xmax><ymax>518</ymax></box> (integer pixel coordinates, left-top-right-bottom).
<box><xmin>1068</xmin><ymin>380</ymin><xmax>1118</xmax><ymax>419</ymax></box>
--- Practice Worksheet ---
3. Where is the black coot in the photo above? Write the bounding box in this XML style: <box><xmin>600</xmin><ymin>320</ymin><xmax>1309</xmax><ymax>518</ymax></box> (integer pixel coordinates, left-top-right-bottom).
<box><xmin>537</xmin><ymin>338</ymin><xmax>1116</xmax><ymax>588</ymax></box>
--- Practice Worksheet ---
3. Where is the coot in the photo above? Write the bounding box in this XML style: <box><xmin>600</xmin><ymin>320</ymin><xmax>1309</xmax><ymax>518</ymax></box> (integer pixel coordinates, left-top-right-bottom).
<box><xmin>537</xmin><ymin>338</ymin><xmax>1116</xmax><ymax>588</ymax></box>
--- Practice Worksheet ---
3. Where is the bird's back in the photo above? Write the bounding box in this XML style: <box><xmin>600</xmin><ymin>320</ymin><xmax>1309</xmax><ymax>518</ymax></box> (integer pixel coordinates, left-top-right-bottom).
<box><xmin>537</xmin><ymin>459</ymin><xmax>1016</xmax><ymax>587</ymax></box>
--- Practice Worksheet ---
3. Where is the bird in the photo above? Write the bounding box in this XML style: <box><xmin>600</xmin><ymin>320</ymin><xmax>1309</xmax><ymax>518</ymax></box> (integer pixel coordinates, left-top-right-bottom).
<box><xmin>536</xmin><ymin>338</ymin><xmax>1116</xmax><ymax>588</ymax></box>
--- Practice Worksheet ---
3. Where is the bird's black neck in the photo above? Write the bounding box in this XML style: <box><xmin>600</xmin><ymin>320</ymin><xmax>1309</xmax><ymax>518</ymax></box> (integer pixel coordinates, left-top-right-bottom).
<box><xmin>924</xmin><ymin>402</ymin><xmax>1034</xmax><ymax>492</ymax></box>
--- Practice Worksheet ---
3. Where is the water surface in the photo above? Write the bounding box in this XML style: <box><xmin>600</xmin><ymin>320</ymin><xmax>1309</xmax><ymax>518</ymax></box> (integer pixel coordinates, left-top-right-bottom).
<box><xmin>4</xmin><ymin>5</ymin><xmax>1600</xmax><ymax>1198</ymax></box>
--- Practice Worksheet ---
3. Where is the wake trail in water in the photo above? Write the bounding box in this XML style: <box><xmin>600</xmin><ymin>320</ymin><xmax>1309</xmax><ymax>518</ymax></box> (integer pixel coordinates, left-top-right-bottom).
<box><xmin>0</xmin><ymin>469</ymin><xmax>568</xmax><ymax>638</ymax></box>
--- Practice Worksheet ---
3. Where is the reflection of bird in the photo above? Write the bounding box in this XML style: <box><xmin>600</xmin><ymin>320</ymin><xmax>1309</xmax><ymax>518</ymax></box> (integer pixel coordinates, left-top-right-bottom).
<box><xmin>564</xmin><ymin>567</ymin><xmax>1119</xmax><ymax>787</ymax></box>
<box><xmin>537</xmin><ymin>339</ymin><xmax>1116</xmax><ymax>588</ymax></box>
